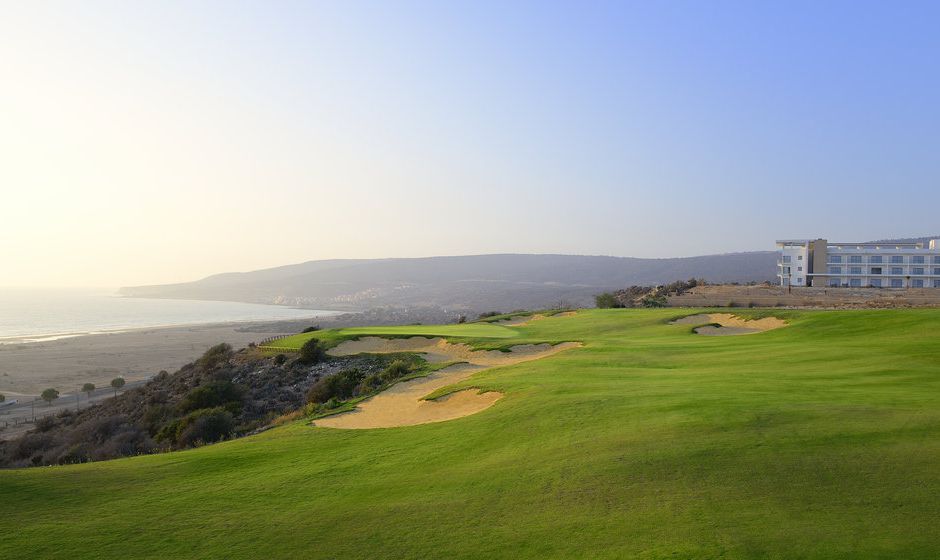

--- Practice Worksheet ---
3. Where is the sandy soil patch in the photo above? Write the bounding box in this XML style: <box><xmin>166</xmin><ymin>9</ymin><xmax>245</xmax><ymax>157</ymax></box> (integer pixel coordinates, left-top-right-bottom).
<box><xmin>317</xmin><ymin>338</ymin><xmax>579</xmax><ymax>429</ymax></box>
<box><xmin>671</xmin><ymin>313</ymin><xmax>786</xmax><ymax>336</ymax></box>
<box><xmin>496</xmin><ymin>314</ymin><xmax>545</xmax><ymax>326</ymax></box>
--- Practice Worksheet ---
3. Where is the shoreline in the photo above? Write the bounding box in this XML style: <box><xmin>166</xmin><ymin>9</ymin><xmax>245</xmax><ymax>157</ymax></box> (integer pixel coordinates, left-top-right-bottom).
<box><xmin>0</xmin><ymin>310</ymin><xmax>345</xmax><ymax>346</ymax></box>
<box><xmin>0</xmin><ymin>318</ymin><xmax>319</xmax><ymax>397</ymax></box>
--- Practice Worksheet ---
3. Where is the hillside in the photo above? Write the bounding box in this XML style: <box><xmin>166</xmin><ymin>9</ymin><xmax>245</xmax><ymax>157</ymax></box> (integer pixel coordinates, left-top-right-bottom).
<box><xmin>3</xmin><ymin>309</ymin><xmax>940</xmax><ymax>558</ymax></box>
<box><xmin>120</xmin><ymin>252</ymin><xmax>778</xmax><ymax>310</ymax></box>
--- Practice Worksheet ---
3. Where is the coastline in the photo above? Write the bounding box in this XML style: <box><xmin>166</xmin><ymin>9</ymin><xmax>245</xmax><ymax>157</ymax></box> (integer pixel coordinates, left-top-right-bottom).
<box><xmin>0</xmin><ymin>318</ymin><xmax>316</xmax><ymax>397</ymax></box>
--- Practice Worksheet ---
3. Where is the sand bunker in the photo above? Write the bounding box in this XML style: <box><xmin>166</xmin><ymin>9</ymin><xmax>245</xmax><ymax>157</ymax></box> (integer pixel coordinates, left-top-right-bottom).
<box><xmin>315</xmin><ymin>338</ymin><xmax>579</xmax><ymax>429</ymax></box>
<box><xmin>671</xmin><ymin>313</ymin><xmax>786</xmax><ymax>336</ymax></box>
<box><xmin>497</xmin><ymin>314</ymin><xmax>545</xmax><ymax>326</ymax></box>
<box><xmin>497</xmin><ymin>311</ymin><xmax>576</xmax><ymax>327</ymax></box>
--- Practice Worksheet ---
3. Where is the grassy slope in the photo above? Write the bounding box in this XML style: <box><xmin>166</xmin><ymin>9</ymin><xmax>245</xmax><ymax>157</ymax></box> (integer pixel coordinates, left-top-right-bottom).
<box><xmin>3</xmin><ymin>309</ymin><xmax>940</xmax><ymax>559</ymax></box>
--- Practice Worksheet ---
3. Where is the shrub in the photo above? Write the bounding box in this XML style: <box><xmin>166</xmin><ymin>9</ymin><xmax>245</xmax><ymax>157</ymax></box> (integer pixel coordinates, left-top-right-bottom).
<box><xmin>640</xmin><ymin>295</ymin><xmax>667</xmax><ymax>308</ymax></box>
<box><xmin>306</xmin><ymin>369</ymin><xmax>364</xmax><ymax>403</ymax></box>
<box><xmin>457</xmin><ymin>315</ymin><xmax>467</xmax><ymax>324</ymax></box>
<box><xmin>382</xmin><ymin>360</ymin><xmax>412</xmax><ymax>381</ymax></box>
<box><xmin>301</xmin><ymin>325</ymin><xmax>320</xmax><ymax>333</ymax></box>
<box><xmin>0</xmin><ymin>393</ymin><xmax>4</xmax><ymax>403</ymax></box>
<box><xmin>299</xmin><ymin>338</ymin><xmax>325</xmax><ymax>365</ymax></box>
<box><xmin>175</xmin><ymin>408</ymin><xmax>235</xmax><ymax>447</ymax></box>
<box><xmin>178</xmin><ymin>381</ymin><xmax>244</xmax><ymax>414</ymax></box>
<box><xmin>273</xmin><ymin>353</ymin><xmax>288</xmax><ymax>365</ymax></box>
<box><xmin>477</xmin><ymin>311</ymin><xmax>504</xmax><ymax>319</ymax></box>
<box><xmin>81</xmin><ymin>383</ymin><xmax>95</xmax><ymax>397</ymax></box>
<box><xmin>595</xmin><ymin>292</ymin><xmax>623</xmax><ymax>309</ymax></box>
<box><xmin>197</xmin><ymin>343</ymin><xmax>233</xmax><ymax>371</ymax></box>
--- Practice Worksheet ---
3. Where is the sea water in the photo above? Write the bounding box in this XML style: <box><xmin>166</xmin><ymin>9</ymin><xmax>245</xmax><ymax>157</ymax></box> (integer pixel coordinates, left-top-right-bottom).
<box><xmin>0</xmin><ymin>288</ymin><xmax>340</xmax><ymax>343</ymax></box>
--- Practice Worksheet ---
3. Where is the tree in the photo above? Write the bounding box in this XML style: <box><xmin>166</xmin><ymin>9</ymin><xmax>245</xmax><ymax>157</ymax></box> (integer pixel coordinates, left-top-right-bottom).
<box><xmin>41</xmin><ymin>388</ymin><xmax>59</xmax><ymax>406</ymax></box>
<box><xmin>594</xmin><ymin>292</ymin><xmax>623</xmax><ymax>309</ymax></box>
<box><xmin>82</xmin><ymin>383</ymin><xmax>95</xmax><ymax>398</ymax></box>
<box><xmin>0</xmin><ymin>393</ymin><xmax>5</xmax><ymax>403</ymax></box>
<box><xmin>111</xmin><ymin>377</ymin><xmax>126</xmax><ymax>396</ymax></box>
<box><xmin>457</xmin><ymin>315</ymin><xmax>467</xmax><ymax>324</ymax></box>
<box><xmin>298</xmin><ymin>338</ymin><xmax>325</xmax><ymax>365</ymax></box>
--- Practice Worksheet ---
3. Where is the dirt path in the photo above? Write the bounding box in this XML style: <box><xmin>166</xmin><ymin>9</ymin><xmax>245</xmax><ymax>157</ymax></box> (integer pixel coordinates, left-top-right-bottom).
<box><xmin>315</xmin><ymin>339</ymin><xmax>579</xmax><ymax>429</ymax></box>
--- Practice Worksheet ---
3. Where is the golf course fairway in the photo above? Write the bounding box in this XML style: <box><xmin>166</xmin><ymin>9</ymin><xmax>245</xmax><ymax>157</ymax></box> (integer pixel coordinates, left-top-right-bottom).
<box><xmin>2</xmin><ymin>308</ymin><xmax>940</xmax><ymax>559</ymax></box>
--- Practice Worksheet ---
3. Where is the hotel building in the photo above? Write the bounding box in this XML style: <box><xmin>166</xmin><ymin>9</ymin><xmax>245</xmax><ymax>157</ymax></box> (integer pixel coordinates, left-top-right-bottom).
<box><xmin>776</xmin><ymin>239</ymin><xmax>940</xmax><ymax>288</ymax></box>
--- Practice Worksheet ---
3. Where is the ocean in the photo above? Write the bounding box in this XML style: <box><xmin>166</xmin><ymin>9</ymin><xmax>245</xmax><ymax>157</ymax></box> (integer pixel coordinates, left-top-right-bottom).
<box><xmin>0</xmin><ymin>289</ymin><xmax>340</xmax><ymax>343</ymax></box>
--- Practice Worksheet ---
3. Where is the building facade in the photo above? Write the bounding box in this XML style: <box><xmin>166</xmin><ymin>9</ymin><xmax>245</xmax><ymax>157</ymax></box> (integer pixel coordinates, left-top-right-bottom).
<box><xmin>776</xmin><ymin>239</ymin><xmax>940</xmax><ymax>288</ymax></box>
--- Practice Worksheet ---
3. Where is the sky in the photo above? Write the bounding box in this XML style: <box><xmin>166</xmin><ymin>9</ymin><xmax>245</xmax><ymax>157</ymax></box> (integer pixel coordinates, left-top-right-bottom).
<box><xmin>2</xmin><ymin>1</ymin><xmax>939</xmax><ymax>288</ymax></box>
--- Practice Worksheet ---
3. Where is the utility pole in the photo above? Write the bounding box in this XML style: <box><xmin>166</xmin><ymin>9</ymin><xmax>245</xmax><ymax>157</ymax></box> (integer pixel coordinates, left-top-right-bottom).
<box><xmin>31</xmin><ymin>398</ymin><xmax>35</xmax><ymax>422</ymax></box>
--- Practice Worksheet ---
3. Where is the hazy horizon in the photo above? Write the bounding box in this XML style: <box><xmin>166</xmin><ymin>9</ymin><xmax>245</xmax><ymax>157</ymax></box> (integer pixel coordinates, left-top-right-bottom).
<box><xmin>4</xmin><ymin>1</ymin><xmax>940</xmax><ymax>288</ymax></box>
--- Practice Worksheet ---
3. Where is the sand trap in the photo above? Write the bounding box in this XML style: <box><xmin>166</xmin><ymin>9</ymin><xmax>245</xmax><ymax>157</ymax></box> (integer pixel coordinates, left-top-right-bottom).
<box><xmin>497</xmin><ymin>311</ymin><xmax>576</xmax><ymax>327</ymax></box>
<box><xmin>497</xmin><ymin>314</ymin><xmax>544</xmax><ymax>326</ymax></box>
<box><xmin>315</xmin><ymin>338</ymin><xmax>579</xmax><ymax>429</ymax></box>
<box><xmin>671</xmin><ymin>313</ymin><xmax>786</xmax><ymax>336</ymax></box>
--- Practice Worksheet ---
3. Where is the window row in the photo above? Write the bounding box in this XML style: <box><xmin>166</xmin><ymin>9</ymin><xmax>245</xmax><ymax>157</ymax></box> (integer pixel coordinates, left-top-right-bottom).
<box><xmin>828</xmin><ymin>278</ymin><xmax>940</xmax><ymax>288</ymax></box>
<box><xmin>827</xmin><ymin>255</ymin><xmax>940</xmax><ymax>264</ymax></box>
<box><xmin>827</xmin><ymin>267</ymin><xmax>940</xmax><ymax>275</ymax></box>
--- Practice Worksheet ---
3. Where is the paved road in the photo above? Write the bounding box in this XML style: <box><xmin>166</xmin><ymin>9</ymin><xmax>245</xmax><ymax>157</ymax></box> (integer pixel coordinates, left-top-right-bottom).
<box><xmin>0</xmin><ymin>379</ymin><xmax>148</xmax><ymax>441</ymax></box>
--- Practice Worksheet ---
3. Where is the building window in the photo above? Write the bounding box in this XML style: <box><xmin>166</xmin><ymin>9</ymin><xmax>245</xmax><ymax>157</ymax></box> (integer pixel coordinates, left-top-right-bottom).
<box><xmin>849</xmin><ymin>278</ymin><xmax>862</xmax><ymax>287</ymax></box>
<box><xmin>891</xmin><ymin>255</ymin><xmax>904</xmax><ymax>263</ymax></box>
<box><xmin>934</xmin><ymin>256</ymin><xmax>940</xmax><ymax>264</ymax></box>
<box><xmin>850</xmin><ymin>267</ymin><xmax>862</xmax><ymax>275</ymax></box>
<box><xmin>797</xmin><ymin>277</ymin><xmax>803</xmax><ymax>284</ymax></box>
<box><xmin>829</xmin><ymin>278</ymin><xmax>840</xmax><ymax>287</ymax></box>
<box><xmin>828</xmin><ymin>267</ymin><xmax>841</xmax><ymax>275</ymax></box>
<box><xmin>935</xmin><ymin>280</ymin><xmax>940</xmax><ymax>288</ymax></box>
<box><xmin>913</xmin><ymin>279</ymin><xmax>925</xmax><ymax>288</ymax></box>
<box><xmin>871</xmin><ymin>278</ymin><xmax>882</xmax><ymax>287</ymax></box>
<box><xmin>891</xmin><ymin>267</ymin><xmax>903</xmax><ymax>275</ymax></box>
<box><xmin>849</xmin><ymin>255</ymin><xmax>863</xmax><ymax>264</ymax></box>
<box><xmin>913</xmin><ymin>267</ymin><xmax>925</xmax><ymax>275</ymax></box>
<box><xmin>797</xmin><ymin>255</ymin><xmax>803</xmax><ymax>260</ymax></box>
<box><xmin>870</xmin><ymin>256</ymin><xmax>883</xmax><ymax>264</ymax></box>
<box><xmin>828</xmin><ymin>255</ymin><xmax>842</xmax><ymax>263</ymax></box>
<box><xmin>797</xmin><ymin>266</ymin><xmax>803</xmax><ymax>272</ymax></box>
<box><xmin>934</xmin><ymin>268</ymin><xmax>940</xmax><ymax>275</ymax></box>
<box><xmin>912</xmin><ymin>256</ymin><xmax>925</xmax><ymax>264</ymax></box>
<box><xmin>891</xmin><ymin>279</ymin><xmax>903</xmax><ymax>288</ymax></box>
<box><xmin>870</xmin><ymin>267</ymin><xmax>882</xmax><ymax>275</ymax></box>
<box><xmin>782</xmin><ymin>255</ymin><xmax>791</xmax><ymax>263</ymax></box>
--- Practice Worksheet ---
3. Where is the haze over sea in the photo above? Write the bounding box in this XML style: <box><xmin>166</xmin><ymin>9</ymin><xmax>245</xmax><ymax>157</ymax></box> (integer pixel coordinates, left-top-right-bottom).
<box><xmin>0</xmin><ymin>289</ymin><xmax>338</xmax><ymax>342</ymax></box>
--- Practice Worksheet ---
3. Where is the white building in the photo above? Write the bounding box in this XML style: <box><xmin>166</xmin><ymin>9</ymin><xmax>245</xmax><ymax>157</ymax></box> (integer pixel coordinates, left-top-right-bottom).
<box><xmin>776</xmin><ymin>239</ymin><xmax>940</xmax><ymax>288</ymax></box>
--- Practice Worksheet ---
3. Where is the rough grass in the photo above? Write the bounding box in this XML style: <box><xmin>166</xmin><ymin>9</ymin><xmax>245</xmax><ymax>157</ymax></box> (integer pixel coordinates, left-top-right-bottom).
<box><xmin>3</xmin><ymin>309</ymin><xmax>940</xmax><ymax>559</ymax></box>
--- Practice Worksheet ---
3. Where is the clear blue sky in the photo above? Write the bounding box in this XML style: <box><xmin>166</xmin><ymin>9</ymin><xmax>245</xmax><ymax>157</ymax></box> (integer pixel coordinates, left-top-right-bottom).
<box><xmin>2</xmin><ymin>1</ymin><xmax>939</xmax><ymax>286</ymax></box>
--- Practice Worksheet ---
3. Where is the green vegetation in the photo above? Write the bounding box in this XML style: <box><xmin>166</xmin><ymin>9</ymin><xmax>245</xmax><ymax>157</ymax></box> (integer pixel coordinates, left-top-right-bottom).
<box><xmin>40</xmin><ymin>388</ymin><xmax>59</xmax><ymax>406</ymax></box>
<box><xmin>4</xmin><ymin>309</ymin><xmax>940</xmax><ymax>558</ymax></box>
<box><xmin>109</xmin><ymin>377</ymin><xmax>125</xmax><ymax>396</ymax></box>
<box><xmin>81</xmin><ymin>383</ymin><xmax>95</xmax><ymax>398</ymax></box>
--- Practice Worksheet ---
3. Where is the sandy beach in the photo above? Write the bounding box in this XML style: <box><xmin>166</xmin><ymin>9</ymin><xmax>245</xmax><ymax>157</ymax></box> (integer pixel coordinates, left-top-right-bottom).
<box><xmin>0</xmin><ymin>320</ymin><xmax>306</xmax><ymax>397</ymax></box>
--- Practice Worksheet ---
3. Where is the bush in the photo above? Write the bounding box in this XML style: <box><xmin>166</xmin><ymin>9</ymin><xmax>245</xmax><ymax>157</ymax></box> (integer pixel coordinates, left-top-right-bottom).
<box><xmin>273</xmin><ymin>353</ymin><xmax>288</xmax><ymax>365</ymax></box>
<box><xmin>382</xmin><ymin>360</ymin><xmax>412</xmax><ymax>381</ymax></box>
<box><xmin>640</xmin><ymin>295</ymin><xmax>667</xmax><ymax>308</ymax></box>
<box><xmin>301</xmin><ymin>325</ymin><xmax>320</xmax><ymax>333</ymax></box>
<box><xmin>197</xmin><ymin>343</ymin><xmax>233</xmax><ymax>371</ymax></box>
<box><xmin>306</xmin><ymin>369</ymin><xmax>364</xmax><ymax>404</ymax></box>
<box><xmin>594</xmin><ymin>292</ymin><xmax>623</xmax><ymax>309</ymax></box>
<box><xmin>299</xmin><ymin>338</ymin><xmax>325</xmax><ymax>365</ymax></box>
<box><xmin>178</xmin><ymin>381</ymin><xmax>244</xmax><ymax>414</ymax></box>
<box><xmin>81</xmin><ymin>383</ymin><xmax>95</xmax><ymax>396</ymax></box>
<box><xmin>477</xmin><ymin>311</ymin><xmax>504</xmax><ymax>319</ymax></box>
<box><xmin>175</xmin><ymin>408</ymin><xmax>235</xmax><ymax>447</ymax></box>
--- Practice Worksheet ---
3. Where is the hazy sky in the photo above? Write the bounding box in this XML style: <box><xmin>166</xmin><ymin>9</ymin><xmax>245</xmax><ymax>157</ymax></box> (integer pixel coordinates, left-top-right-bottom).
<box><xmin>3</xmin><ymin>1</ymin><xmax>939</xmax><ymax>288</ymax></box>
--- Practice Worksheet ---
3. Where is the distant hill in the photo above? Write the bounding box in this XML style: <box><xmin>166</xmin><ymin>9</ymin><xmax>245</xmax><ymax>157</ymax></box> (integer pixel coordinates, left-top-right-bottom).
<box><xmin>120</xmin><ymin>252</ymin><xmax>778</xmax><ymax>311</ymax></box>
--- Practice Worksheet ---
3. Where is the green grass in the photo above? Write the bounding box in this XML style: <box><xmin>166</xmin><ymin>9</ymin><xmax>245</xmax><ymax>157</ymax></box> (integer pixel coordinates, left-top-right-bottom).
<box><xmin>262</xmin><ymin>322</ymin><xmax>518</xmax><ymax>352</ymax></box>
<box><xmin>4</xmin><ymin>309</ymin><xmax>940</xmax><ymax>558</ymax></box>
